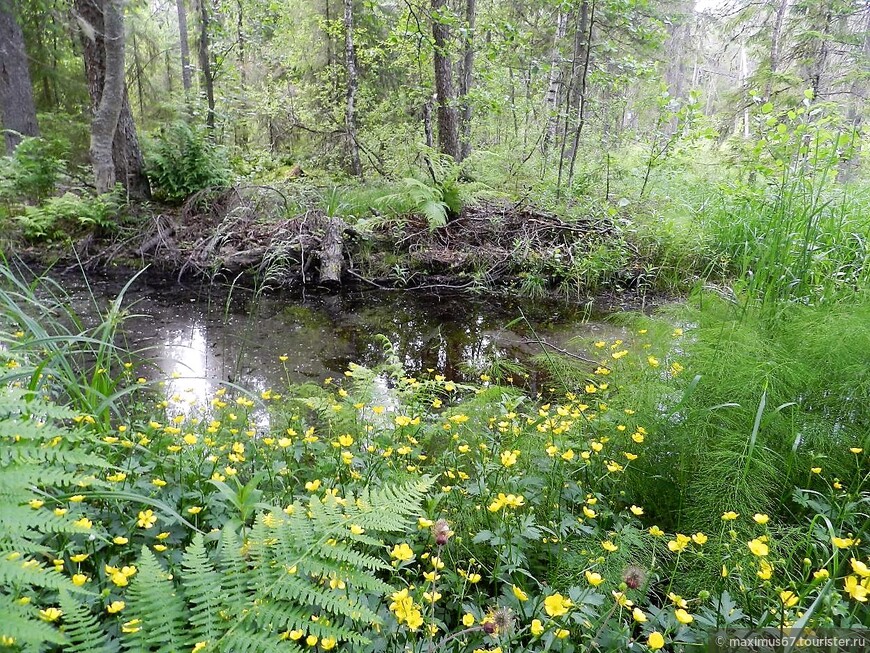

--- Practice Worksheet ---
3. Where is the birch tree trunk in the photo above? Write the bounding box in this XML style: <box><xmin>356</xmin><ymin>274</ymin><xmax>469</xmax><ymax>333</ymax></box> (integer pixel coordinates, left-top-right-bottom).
<box><xmin>197</xmin><ymin>0</ymin><xmax>215</xmax><ymax>132</ymax></box>
<box><xmin>542</xmin><ymin>10</ymin><xmax>568</xmax><ymax>160</ymax></box>
<box><xmin>0</xmin><ymin>0</ymin><xmax>40</xmax><ymax>153</ymax></box>
<box><xmin>432</xmin><ymin>0</ymin><xmax>460</xmax><ymax>160</ymax></box>
<box><xmin>90</xmin><ymin>0</ymin><xmax>125</xmax><ymax>194</ymax></box>
<box><xmin>457</xmin><ymin>0</ymin><xmax>476</xmax><ymax>162</ymax></box>
<box><xmin>176</xmin><ymin>0</ymin><xmax>193</xmax><ymax>94</ymax></box>
<box><xmin>343</xmin><ymin>0</ymin><xmax>362</xmax><ymax>176</ymax></box>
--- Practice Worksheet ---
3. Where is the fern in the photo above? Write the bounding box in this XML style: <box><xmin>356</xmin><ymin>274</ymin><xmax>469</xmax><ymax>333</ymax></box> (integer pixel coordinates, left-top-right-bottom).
<box><xmin>111</xmin><ymin>475</ymin><xmax>435</xmax><ymax>653</ymax></box>
<box><xmin>122</xmin><ymin>547</ymin><xmax>190</xmax><ymax>653</ymax></box>
<box><xmin>57</xmin><ymin>590</ymin><xmax>116</xmax><ymax>653</ymax></box>
<box><xmin>0</xmin><ymin>389</ymin><xmax>108</xmax><ymax>649</ymax></box>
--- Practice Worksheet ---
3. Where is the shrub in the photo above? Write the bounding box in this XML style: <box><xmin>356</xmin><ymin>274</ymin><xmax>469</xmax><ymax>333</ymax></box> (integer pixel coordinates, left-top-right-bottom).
<box><xmin>0</xmin><ymin>137</ymin><xmax>65</xmax><ymax>204</ymax></box>
<box><xmin>144</xmin><ymin>122</ymin><xmax>231</xmax><ymax>202</ymax></box>
<box><xmin>14</xmin><ymin>190</ymin><xmax>121</xmax><ymax>241</ymax></box>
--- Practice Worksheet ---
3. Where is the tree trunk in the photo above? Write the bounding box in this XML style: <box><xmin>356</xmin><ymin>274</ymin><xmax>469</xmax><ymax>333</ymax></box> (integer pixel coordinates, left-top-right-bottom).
<box><xmin>319</xmin><ymin>217</ymin><xmax>345</xmax><ymax>285</ymax></box>
<box><xmin>765</xmin><ymin>0</ymin><xmax>790</xmax><ymax>100</ymax></box>
<box><xmin>457</xmin><ymin>0</ymin><xmax>476</xmax><ymax>162</ymax></box>
<box><xmin>839</xmin><ymin>3</ymin><xmax>870</xmax><ymax>181</ymax></box>
<box><xmin>542</xmin><ymin>10</ymin><xmax>568</xmax><ymax>161</ymax></box>
<box><xmin>432</xmin><ymin>0</ymin><xmax>459</xmax><ymax>160</ymax></box>
<box><xmin>0</xmin><ymin>0</ymin><xmax>40</xmax><ymax>153</ymax></box>
<box><xmin>197</xmin><ymin>0</ymin><xmax>215</xmax><ymax>132</ymax></box>
<box><xmin>343</xmin><ymin>0</ymin><xmax>362</xmax><ymax>176</ymax></box>
<box><xmin>176</xmin><ymin>0</ymin><xmax>193</xmax><ymax>94</ymax></box>
<box><xmin>566</xmin><ymin>0</ymin><xmax>594</xmax><ymax>189</ymax></box>
<box><xmin>76</xmin><ymin>0</ymin><xmax>150</xmax><ymax>198</ymax></box>
<box><xmin>89</xmin><ymin>0</ymin><xmax>125</xmax><ymax>194</ymax></box>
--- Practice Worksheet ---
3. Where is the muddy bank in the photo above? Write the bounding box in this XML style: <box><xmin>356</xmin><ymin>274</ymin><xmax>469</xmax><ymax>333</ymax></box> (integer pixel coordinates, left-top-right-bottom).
<box><xmin>10</xmin><ymin>185</ymin><xmax>660</xmax><ymax>308</ymax></box>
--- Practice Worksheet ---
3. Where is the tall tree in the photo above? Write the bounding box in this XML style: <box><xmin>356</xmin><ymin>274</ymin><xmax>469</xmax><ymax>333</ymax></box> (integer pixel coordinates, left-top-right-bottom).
<box><xmin>457</xmin><ymin>0</ymin><xmax>476</xmax><ymax>161</ymax></box>
<box><xmin>765</xmin><ymin>0</ymin><xmax>791</xmax><ymax>100</ymax></box>
<box><xmin>0</xmin><ymin>0</ymin><xmax>40</xmax><ymax>153</ymax></box>
<box><xmin>431</xmin><ymin>0</ymin><xmax>459</xmax><ymax>160</ymax></box>
<box><xmin>197</xmin><ymin>0</ymin><xmax>215</xmax><ymax>131</ymax></box>
<box><xmin>75</xmin><ymin>0</ymin><xmax>150</xmax><ymax>198</ymax></box>
<box><xmin>88</xmin><ymin>0</ymin><xmax>125</xmax><ymax>193</ymax></box>
<box><xmin>343</xmin><ymin>0</ymin><xmax>362</xmax><ymax>175</ymax></box>
<box><xmin>176</xmin><ymin>0</ymin><xmax>193</xmax><ymax>94</ymax></box>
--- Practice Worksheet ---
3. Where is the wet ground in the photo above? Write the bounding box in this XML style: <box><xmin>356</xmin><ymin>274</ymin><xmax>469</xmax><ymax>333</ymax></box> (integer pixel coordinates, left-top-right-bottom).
<box><xmin>44</xmin><ymin>267</ymin><xmax>637</xmax><ymax>401</ymax></box>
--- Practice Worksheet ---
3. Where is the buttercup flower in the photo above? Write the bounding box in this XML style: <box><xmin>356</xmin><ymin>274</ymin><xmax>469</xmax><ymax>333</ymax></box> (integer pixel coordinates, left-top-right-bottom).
<box><xmin>648</xmin><ymin>631</ymin><xmax>665</xmax><ymax>650</ymax></box>
<box><xmin>543</xmin><ymin>593</ymin><xmax>572</xmax><ymax>617</ymax></box>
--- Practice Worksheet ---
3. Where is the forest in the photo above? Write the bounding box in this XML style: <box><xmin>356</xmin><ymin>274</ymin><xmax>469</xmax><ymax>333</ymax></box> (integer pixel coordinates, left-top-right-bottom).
<box><xmin>0</xmin><ymin>0</ymin><xmax>869</xmax><ymax>651</ymax></box>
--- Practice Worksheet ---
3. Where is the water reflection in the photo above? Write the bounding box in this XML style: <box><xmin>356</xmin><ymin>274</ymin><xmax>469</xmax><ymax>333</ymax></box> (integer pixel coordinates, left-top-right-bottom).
<box><xmin>58</xmin><ymin>271</ymin><xmax>626</xmax><ymax>399</ymax></box>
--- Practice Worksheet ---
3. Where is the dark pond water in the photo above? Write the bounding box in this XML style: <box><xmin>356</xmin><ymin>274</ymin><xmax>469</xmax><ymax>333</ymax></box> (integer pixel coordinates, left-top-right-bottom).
<box><xmin>50</xmin><ymin>268</ymin><xmax>635</xmax><ymax>401</ymax></box>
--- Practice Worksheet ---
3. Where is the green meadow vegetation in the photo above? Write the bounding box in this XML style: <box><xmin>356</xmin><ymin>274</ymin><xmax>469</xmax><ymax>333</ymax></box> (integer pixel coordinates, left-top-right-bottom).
<box><xmin>2</xmin><ymin>0</ymin><xmax>870</xmax><ymax>650</ymax></box>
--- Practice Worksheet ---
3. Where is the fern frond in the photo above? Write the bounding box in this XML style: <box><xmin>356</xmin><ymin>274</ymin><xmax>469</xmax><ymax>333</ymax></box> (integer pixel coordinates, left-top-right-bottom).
<box><xmin>181</xmin><ymin>534</ymin><xmax>227</xmax><ymax>644</ymax></box>
<box><xmin>123</xmin><ymin>547</ymin><xmax>189</xmax><ymax>653</ymax></box>
<box><xmin>0</xmin><ymin>593</ymin><xmax>66</xmax><ymax>648</ymax></box>
<box><xmin>57</xmin><ymin>589</ymin><xmax>117</xmax><ymax>653</ymax></box>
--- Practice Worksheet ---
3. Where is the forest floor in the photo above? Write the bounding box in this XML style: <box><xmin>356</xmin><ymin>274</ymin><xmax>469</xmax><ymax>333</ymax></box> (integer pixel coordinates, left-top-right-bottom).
<box><xmin>8</xmin><ymin>184</ymin><xmax>659</xmax><ymax>305</ymax></box>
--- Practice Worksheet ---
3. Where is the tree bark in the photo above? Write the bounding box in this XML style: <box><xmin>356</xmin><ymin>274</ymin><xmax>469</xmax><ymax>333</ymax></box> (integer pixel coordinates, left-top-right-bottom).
<box><xmin>343</xmin><ymin>0</ymin><xmax>362</xmax><ymax>176</ymax></box>
<box><xmin>542</xmin><ymin>10</ymin><xmax>568</xmax><ymax>161</ymax></box>
<box><xmin>457</xmin><ymin>0</ymin><xmax>476</xmax><ymax>162</ymax></box>
<box><xmin>0</xmin><ymin>0</ymin><xmax>40</xmax><ymax>153</ymax></box>
<box><xmin>89</xmin><ymin>0</ymin><xmax>125</xmax><ymax>194</ymax></box>
<box><xmin>765</xmin><ymin>0</ymin><xmax>790</xmax><ymax>100</ymax></box>
<box><xmin>432</xmin><ymin>0</ymin><xmax>459</xmax><ymax>160</ymax></box>
<box><xmin>76</xmin><ymin>0</ymin><xmax>150</xmax><ymax>198</ymax></box>
<box><xmin>176</xmin><ymin>0</ymin><xmax>193</xmax><ymax>94</ymax></box>
<box><xmin>197</xmin><ymin>0</ymin><xmax>215</xmax><ymax>132</ymax></box>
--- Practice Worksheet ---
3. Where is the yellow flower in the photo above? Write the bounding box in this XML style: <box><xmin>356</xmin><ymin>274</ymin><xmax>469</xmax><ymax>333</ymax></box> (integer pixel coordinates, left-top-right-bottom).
<box><xmin>106</xmin><ymin>601</ymin><xmax>125</xmax><ymax>614</ymax></box>
<box><xmin>192</xmin><ymin>642</ymin><xmax>208</xmax><ymax>653</ymax></box>
<box><xmin>630</xmin><ymin>505</ymin><xmax>644</xmax><ymax>516</ymax></box>
<box><xmin>811</xmin><ymin>467</ymin><xmax>822</xmax><ymax>474</ymax></box>
<box><xmin>813</xmin><ymin>569</ymin><xmax>830</xmax><ymax>580</ymax></box>
<box><xmin>122</xmin><ymin>619</ymin><xmax>142</xmax><ymax>633</ymax></box>
<box><xmin>753</xmin><ymin>513</ymin><xmax>769</xmax><ymax>525</ymax></box>
<box><xmin>691</xmin><ymin>532</ymin><xmax>708</xmax><ymax>545</ymax></box>
<box><xmin>349</xmin><ymin>524</ymin><xmax>365</xmax><ymax>535</ymax></box>
<box><xmin>747</xmin><ymin>538</ymin><xmax>769</xmax><ymax>557</ymax></box>
<box><xmin>844</xmin><ymin>575</ymin><xmax>868</xmax><ymax>602</ymax></box>
<box><xmin>779</xmin><ymin>591</ymin><xmax>798</xmax><ymax>607</ymax></box>
<box><xmin>152</xmin><ymin>478</ymin><xmax>167</xmax><ymax>487</ymax></box>
<box><xmin>850</xmin><ymin>559</ymin><xmax>870</xmax><ymax>578</ymax></box>
<box><xmin>73</xmin><ymin>517</ymin><xmax>92</xmax><ymax>530</ymax></box>
<box><xmin>304</xmin><ymin>479</ymin><xmax>321</xmax><ymax>492</ymax></box>
<box><xmin>137</xmin><ymin>509</ymin><xmax>157</xmax><ymax>529</ymax></box>
<box><xmin>668</xmin><ymin>533</ymin><xmax>691</xmax><ymax>553</ymax></box>
<box><xmin>648</xmin><ymin>631</ymin><xmax>665</xmax><ymax>650</ymax></box>
<box><xmin>113</xmin><ymin>536</ymin><xmax>129</xmax><ymax>545</ymax></box>
<box><xmin>832</xmin><ymin>536</ymin><xmax>855</xmax><ymax>549</ymax></box>
<box><xmin>721</xmin><ymin>511</ymin><xmax>739</xmax><ymax>521</ymax></box>
<box><xmin>585</xmin><ymin>570</ymin><xmax>604</xmax><ymax>587</ymax></box>
<box><xmin>674</xmin><ymin>608</ymin><xmax>694</xmax><ymax>624</ymax></box>
<box><xmin>72</xmin><ymin>573</ymin><xmax>88</xmax><ymax>586</ymax></box>
<box><xmin>543</xmin><ymin>593</ymin><xmax>572</xmax><ymax>617</ymax></box>
<box><xmin>500</xmin><ymin>449</ymin><xmax>520</xmax><ymax>467</ymax></box>
<box><xmin>556</xmin><ymin>629</ymin><xmax>570</xmax><ymax>639</ymax></box>
<box><xmin>462</xmin><ymin>613</ymin><xmax>475</xmax><ymax>627</ymax></box>
<box><xmin>757</xmin><ymin>558</ymin><xmax>773</xmax><ymax>580</ymax></box>
<box><xmin>305</xmin><ymin>635</ymin><xmax>318</xmax><ymax>647</ymax></box>
<box><xmin>512</xmin><ymin>585</ymin><xmax>528</xmax><ymax>602</ymax></box>
<box><xmin>28</xmin><ymin>499</ymin><xmax>44</xmax><ymax>509</ymax></box>
<box><xmin>601</xmin><ymin>540</ymin><xmax>618</xmax><ymax>552</ymax></box>
<box><xmin>649</xmin><ymin>525</ymin><xmax>665</xmax><ymax>537</ymax></box>
<box><xmin>583</xmin><ymin>506</ymin><xmax>597</xmax><ymax>519</ymax></box>
<box><xmin>39</xmin><ymin>607</ymin><xmax>62</xmax><ymax>622</ymax></box>
<box><xmin>320</xmin><ymin>637</ymin><xmax>337</xmax><ymax>650</ymax></box>
<box><xmin>390</xmin><ymin>543</ymin><xmax>414</xmax><ymax>562</ymax></box>
<box><xmin>647</xmin><ymin>356</ymin><xmax>659</xmax><ymax>368</ymax></box>
<box><xmin>667</xmin><ymin>592</ymin><xmax>688</xmax><ymax>609</ymax></box>
<box><xmin>632</xmin><ymin>607</ymin><xmax>647</xmax><ymax>623</ymax></box>
<box><xmin>187</xmin><ymin>506</ymin><xmax>203</xmax><ymax>515</ymax></box>
<box><xmin>70</xmin><ymin>553</ymin><xmax>89</xmax><ymax>563</ymax></box>
<box><xmin>612</xmin><ymin>591</ymin><xmax>634</xmax><ymax>607</ymax></box>
<box><xmin>849</xmin><ymin>447</ymin><xmax>863</xmax><ymax>454</ymax></box>
<box><xmin>530</xmin><ymin>618</ymin><xmax>544</xmax><ymax>636</ymax></box>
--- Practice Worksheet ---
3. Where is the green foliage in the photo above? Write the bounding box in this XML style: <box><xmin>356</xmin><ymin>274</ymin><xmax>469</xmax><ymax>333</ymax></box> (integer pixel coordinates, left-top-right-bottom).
<box><xmin>0</xmin><ymin>137</ymin><xmax>65</xmax><ymax>204</ymax></box>
<box><xmin>0</xmin><ymin>390</ymin><xmax>109</xmax><ymax>650</ymax></box>
<box><xmin>144</xmin><ymin>122</ymin><xmax>231</xmax><ymax>202</ymax></box>
<box><xmin>14</xmin><ymin>190</ymin><xmax>122</xmax><ymax>240</ymax></box>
